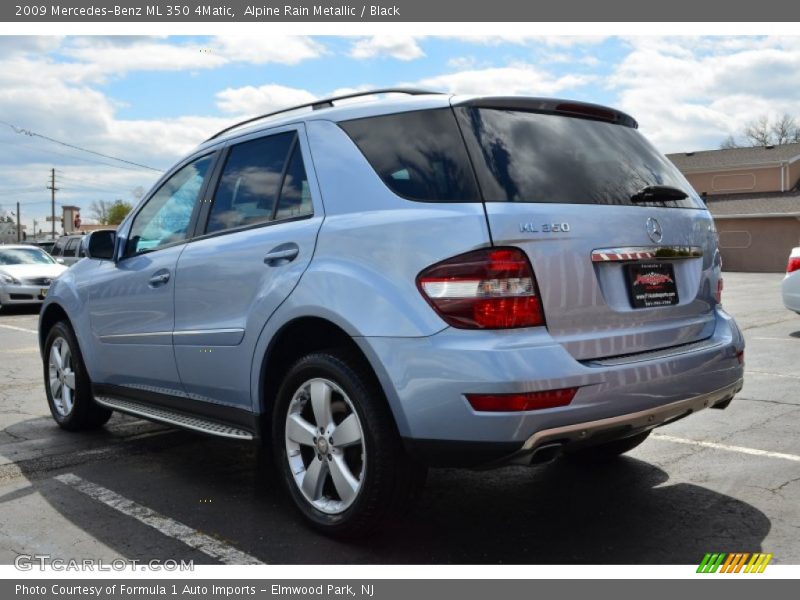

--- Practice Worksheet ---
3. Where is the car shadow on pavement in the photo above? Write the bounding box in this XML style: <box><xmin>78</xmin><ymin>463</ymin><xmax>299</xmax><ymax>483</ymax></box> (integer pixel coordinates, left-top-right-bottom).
<box><xmin>0</xmin><ymin>305</ymin><xmax>41</xmax><ymax>317</ymax></box>
<box><xmin>1</xmin><ymin>418</ymin><xmax>772</xmax><ymax>565</ymax></box>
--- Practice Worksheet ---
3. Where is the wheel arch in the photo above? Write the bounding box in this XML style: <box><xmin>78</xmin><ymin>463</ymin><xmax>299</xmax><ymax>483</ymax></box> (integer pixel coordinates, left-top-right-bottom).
<box><xmin>39</xmin><ymin>302</ymin><xmax>71</xmax><ymax>356</ymax></box>
<box><xmin>256</xmin><ymin>315</ymin><xmax>409</xmax><ymax>438</ymax></box>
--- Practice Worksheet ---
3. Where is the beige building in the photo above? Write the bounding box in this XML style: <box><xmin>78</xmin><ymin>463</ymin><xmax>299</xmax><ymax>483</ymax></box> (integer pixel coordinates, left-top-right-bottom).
<box><xmin>667</xmin><ymin>144</ymin><xmax>800</xmax><ymax>272</ymax></box>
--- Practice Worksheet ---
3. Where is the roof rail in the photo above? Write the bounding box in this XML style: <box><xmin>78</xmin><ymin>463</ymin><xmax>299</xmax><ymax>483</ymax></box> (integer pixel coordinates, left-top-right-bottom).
<box><xmin>205</xmin><ymin>88</ymin><xmax>444</xmax><ymax>142</ymax></box>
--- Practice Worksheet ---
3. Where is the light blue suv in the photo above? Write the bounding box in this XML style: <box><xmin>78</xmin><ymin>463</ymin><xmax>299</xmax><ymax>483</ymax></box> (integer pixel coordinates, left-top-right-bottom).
<box><xmin>39</xmin><ymin>89</ymin><xmax>745</xmax><ymax>536</ymax></box>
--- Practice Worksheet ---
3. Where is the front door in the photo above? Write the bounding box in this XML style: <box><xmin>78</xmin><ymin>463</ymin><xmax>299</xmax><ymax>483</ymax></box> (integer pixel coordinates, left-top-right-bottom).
<box><xmin>87</xmin><ymin>153</ymin><xmax>215</xmax><ymax>394</ymax></box>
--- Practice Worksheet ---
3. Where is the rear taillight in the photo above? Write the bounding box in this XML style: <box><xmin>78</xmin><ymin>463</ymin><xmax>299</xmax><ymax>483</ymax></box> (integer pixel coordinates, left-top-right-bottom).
<box><xmin>466</xmin><ymin>388</ymin><xmax>577</xmax><ymax>412</ymax></box>
<box><xmin>787</xmin><ymin>256</ymin><xmax>800</xmax><ymax>273</ymax></box>
<box><xmin>416</xmin><ymin>247</ymin><xmax>545</xmax><ymax>329</ymax></box>
<box><xmin>714</xmin><ymin>277</ymin><xmax>724</xmax><ymax>304</ymax></box>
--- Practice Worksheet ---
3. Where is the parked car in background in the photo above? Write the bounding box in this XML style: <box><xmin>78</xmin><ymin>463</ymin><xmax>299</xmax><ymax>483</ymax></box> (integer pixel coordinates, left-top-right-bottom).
<box><xmin>0</xmin><ymin>245</ymin><xmax>67</xmax><ymax>310</ymax></box>
<box><xmin>783</xmin><ymin>247</ymin><xmax>800</xmax><ymax>314</ymax></box>
<box><xmin>50</xmin><ymin>234</ymin><xmax>86</xmax><ymax>266</ymax></box>
<box><xmin>33</xmin><ymin>240</ymin><xmax>56</xmax><ymax>254</ymax></box>
<box><xmin>38</xmin><ymin>89</ymin><xmax>745</xmax><ymax>536</ymax></box>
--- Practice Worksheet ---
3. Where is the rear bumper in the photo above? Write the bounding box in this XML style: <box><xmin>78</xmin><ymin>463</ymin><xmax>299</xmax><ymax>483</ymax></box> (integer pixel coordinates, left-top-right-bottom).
<box><xmin>500</xmin><ymin>378</ymin><xmax>741</xmax><ymax>466</ymax></box>
<box><xmin>358</xmin><ymin>307</ymin><xmax>745</xmax><ymax>467</ymax></box>
<box><xmin>782</xmin><ymin>272</ymin><xmax>800</xmax><ymax>313</ymax></box>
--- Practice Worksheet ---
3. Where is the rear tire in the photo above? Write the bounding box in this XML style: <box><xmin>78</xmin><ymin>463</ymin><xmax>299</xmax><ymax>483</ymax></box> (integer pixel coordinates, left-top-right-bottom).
<box><xmin>43</xmin><ymin>320</ymin><xmax>112</xmax><ymax>431</ymax></box>
<box><xmin>564</xmin><ymin>430</ymin><xmax>651</xmax><ymax>463</ymax></box>
<box><xmin>272</xmin><ymin>349</ymin><xmax>426</xmax><ymax>537</ymax></box>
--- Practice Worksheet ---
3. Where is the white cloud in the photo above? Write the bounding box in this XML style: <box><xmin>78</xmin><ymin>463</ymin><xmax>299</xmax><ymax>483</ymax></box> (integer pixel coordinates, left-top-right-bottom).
<box><xmin>349</xmin><ymin>36</ymin><xmax>424</xmax><ymax>61</ymax></box>
<box><xmin>609</xmin><ymin>36</ymin><xmax>800</xmax><ymax>152</ymax></box>
<box><xmin>59</xmin><ymin>38</ymin><xmax>227</xmax><ymax>84</ymax></box>
<box><xmin>211</xmin><ymin>35</ymin><xmax>326</xmax><ymax>65</ymax></box>
<box><xmin>415</xmin><ymin>64</ymin><xmax>594</xmax><ymax>96</ymax></box>
<box><xmin>455</xmin><ymin>35</ymin><xmax>608</xmax><ymax>48</ymax></box>
<box><xmin>215</xmin><ymin>84</ymin><xmax>317</xmax><ymax>116</ymax></box>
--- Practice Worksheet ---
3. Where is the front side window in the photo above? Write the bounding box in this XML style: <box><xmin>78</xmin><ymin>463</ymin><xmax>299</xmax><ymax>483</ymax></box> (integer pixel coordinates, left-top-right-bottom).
<box><xmin>206</xmin><ymin>132</ymin><xmax>297</xmax><ymax>234</ymax></box>
<box><xmin>125</xmin><ymin>155</ymin><xmax>212</xmax><ymax>257</ymax></box>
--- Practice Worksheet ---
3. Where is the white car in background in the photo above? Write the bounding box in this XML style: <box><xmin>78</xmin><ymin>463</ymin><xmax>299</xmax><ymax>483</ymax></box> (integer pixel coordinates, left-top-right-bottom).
<box><xmin>0</xmin><ymin>245</ymin><xmax>68</xmax><ymax>310</ymax></box>
<box><xmin>783</xmin><ymin>247</ymin><xmax>800</xmax><ymax>314</ymax></box>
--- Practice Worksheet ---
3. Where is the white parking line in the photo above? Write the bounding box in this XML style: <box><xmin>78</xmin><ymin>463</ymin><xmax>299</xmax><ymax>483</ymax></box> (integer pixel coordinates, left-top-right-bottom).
<box><xmin>55</xmin><ymin>473</ymin><xmax>264</xmax><ymax>565</ymax></box>
<box><xmin>0</xmin><ymin>323</ymin><xmax>37</xmax><ymax>334</ymax></box>
<box><xmin>747</xmin><ymin>370</ymin><xmax>800</xmax><ymax>380</ymax></box>
<box><xmin>652</xmin><ymin>433</ymin><xmax>800</xmax><ymax>462</ymax></box>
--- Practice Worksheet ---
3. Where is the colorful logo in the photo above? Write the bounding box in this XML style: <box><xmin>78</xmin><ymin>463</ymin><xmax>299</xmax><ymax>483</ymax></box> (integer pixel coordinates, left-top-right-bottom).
<box><xmin>697</xmin><ymin>552</ymin><xmax>772</xmax><ymax>573</ymax></box>
<box><xmin>634</xmin><ymin>272</ymin><xmax>674</xmax><ymax>287</ymax></box>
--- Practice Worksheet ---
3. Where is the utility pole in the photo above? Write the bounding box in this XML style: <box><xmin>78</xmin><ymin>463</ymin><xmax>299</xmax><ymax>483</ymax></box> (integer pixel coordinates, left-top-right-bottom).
<box><xmin>46</xmin><ymin>168</ymin><xmax>58</xmax><ymax>240</ymax></box>
<box><xmin>16</xmin><ymin>201</ymin><xmax>21</xmax><ymax>242</ymax></box>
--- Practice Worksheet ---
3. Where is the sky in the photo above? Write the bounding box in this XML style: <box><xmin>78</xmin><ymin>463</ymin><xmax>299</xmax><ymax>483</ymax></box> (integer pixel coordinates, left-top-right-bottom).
<box><xmin>2</xmin><ymin>34</ymin><xmax>800</xmax><ymax>233</ymax></box>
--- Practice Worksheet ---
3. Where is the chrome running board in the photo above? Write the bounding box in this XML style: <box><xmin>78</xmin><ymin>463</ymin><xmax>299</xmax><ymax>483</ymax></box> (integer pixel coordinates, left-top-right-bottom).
<box><xmin>94</xmin><ymin>395</ymin><xmax>254</xmax><ymax>440</ymax></box>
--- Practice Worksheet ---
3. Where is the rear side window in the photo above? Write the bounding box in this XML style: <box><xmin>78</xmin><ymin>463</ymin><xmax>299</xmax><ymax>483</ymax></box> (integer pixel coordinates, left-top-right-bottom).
<box><xmin>455</xmin><ymin>107</ymin><xmax>703</xmax><ymax>208</ymax></box>
<box><xmin>340</xmin><ymin>109</ymin><xmax>480</xmax><ymax>202</ymax></box>
<box><xmin>51</xmin><ymin>240</ymin><xmax>64</xmax><ymax>256</ymax></box>
<box><xmin>274</xmin><ymin>145</ymin><xmax>312</xmax><ymax>221</ymax></box>
<box><xmin>64</xmin><ymin>238</ymin><xmax>79</xmax><ymax>257</ymax></box>
<box><xmin>207</xmin><ymin>132</ymin><xmax>298</xmax><ymax>234</ymax></box>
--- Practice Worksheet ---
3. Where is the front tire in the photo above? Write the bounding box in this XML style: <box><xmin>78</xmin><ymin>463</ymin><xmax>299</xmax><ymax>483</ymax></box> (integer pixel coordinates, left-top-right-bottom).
<box><xmin>272</xmin><ymin>350</ymin><xmax>425</xmax><ymax>537</ymax></box>
<box><xmin>44</xmin><ymin>320</ymin><xmax>112</xmax><ymax>431</ymax></box>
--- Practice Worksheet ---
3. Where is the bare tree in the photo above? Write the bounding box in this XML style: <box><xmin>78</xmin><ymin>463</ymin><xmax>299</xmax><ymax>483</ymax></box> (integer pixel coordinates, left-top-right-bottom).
<box><xmin>719</xmin><ymin>134</ymin><xmax>739</xmax><ymax>149</ymax></box>
<box><xmin>724</xmin><ymin>114</ymin><xmax>800</xmax><ymax>148</ymax></box>
<box><xmin>89</xmin><ymin>199</ymin><xmax>112</xmax><ymax>225</ymax></box>
<box><xmin>743</xmin><ymin>115</ymin><xmax>773</xmax><ymax>147</ymax></box>
<box><xmin>772</xmin><ymin>113</ymin><xmax>800</xmax><ymax>145</ymax></box>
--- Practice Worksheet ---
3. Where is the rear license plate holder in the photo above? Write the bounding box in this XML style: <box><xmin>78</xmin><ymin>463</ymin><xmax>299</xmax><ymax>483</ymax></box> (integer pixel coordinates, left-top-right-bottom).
<box><xmin>625</xmin><ymin>262</ymin><xmax>679</xmax><ymax>308</ymax></box>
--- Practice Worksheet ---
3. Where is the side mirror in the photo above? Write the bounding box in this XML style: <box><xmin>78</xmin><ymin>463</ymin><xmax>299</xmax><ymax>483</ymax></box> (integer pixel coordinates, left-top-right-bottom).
<box><xmin>84</xmin><ymin>230</ymin><xmax>116</xmax><ymax>260</ymax></box>
<box><xmin>55</xmin><ymin>258</ymin><xmax>65</xmax><ymax>264</ymax></box>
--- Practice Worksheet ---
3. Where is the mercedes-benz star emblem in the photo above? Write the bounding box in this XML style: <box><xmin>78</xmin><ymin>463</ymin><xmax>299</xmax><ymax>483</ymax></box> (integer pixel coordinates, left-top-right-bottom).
<box><xmin>646</xmin><ymin>217</ymin><xmax>663</xmax><ymax>243</ymax></box>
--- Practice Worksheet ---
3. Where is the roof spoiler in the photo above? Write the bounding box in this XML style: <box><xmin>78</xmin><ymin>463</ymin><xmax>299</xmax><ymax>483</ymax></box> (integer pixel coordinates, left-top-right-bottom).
<box><xmin>455</xmin><ymin>97</ymin><xmax>638</xmax><ymax>128</ymax></box>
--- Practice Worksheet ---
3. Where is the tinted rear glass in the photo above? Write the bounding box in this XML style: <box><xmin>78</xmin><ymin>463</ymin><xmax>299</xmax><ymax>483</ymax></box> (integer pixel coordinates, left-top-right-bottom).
<box><xmin>455</xmin><ymin>107</ymin><xmax>703</xmax><ymax>208</ymax></box>
<box><xmin>340</xmin><ymin>109</ymin><xmax>480</xmax><ymax>202</ymax></box>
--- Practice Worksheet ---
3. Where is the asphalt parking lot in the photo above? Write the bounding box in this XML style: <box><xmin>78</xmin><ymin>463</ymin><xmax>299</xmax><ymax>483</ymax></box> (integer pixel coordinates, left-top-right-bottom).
<box><xmin>0</xmin><ymin>272</ymin><xmax>798</xmax><ymax>565</ymax></box>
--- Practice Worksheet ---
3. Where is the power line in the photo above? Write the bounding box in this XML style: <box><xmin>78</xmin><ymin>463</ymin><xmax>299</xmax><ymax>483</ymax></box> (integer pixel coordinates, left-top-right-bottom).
<box><xmin>0</xmin><ymin>120</ymin><xmax>165</xmax><ymax>173</ymax></box>
<box><xmin>0</xmin><ymin>137</ymin><xmax>156</xmax><ymax>173</ymax></box>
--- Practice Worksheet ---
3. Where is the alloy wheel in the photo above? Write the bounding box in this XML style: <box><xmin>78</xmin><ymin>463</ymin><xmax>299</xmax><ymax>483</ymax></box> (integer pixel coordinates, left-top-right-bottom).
<box><xmin>48</xmin><ymin>336</ymin><xmax>76</xmax><ymax>417</ymax></box>
<box><xmin>284</xmin><ymin>377</ymin><xmax>366</xmax><ymax>514</ymax></box>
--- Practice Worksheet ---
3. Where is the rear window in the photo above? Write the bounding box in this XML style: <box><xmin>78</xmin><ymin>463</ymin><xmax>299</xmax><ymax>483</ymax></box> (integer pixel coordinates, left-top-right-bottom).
<box><xmin>455</xmin><ymin>107</ymin><xmax>703</xmax><ymax>208</ymax></box>
<box><xmin>339</xmin><ymin>109</ymin><xmax>480</xmax><ymax>202</ymax></box>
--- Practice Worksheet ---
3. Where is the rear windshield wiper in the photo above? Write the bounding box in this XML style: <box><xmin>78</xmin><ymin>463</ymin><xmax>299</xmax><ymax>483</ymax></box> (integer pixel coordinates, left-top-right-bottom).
<box><xmin>630</xmin><ymin>185</ymin><xmax>688</xmax><ymax>203</ymax></box>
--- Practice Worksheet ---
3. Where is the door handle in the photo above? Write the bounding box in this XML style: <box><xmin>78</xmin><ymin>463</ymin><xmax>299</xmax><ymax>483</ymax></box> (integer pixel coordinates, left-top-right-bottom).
<box><xmin>148</xmin><ymin>271</ymin><xmax>170</xmax><ymax>287</ymax></box>
<box><xmin>264</xmin><ymin>243</ymin><xmax>299</xmax><ymax>266</ymax></box>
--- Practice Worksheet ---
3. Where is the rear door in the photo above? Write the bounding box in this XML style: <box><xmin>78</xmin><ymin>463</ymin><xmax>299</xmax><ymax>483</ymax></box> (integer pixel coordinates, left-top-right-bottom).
<box><xmin>172</xmin><ymin>124</ymin><xmax>323</xmax><ymax>410</ymax></box>
<box><xmin>454</xmin><ymin>102</ymin><xmax>720</xmax><ymax>360</ymax></box>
